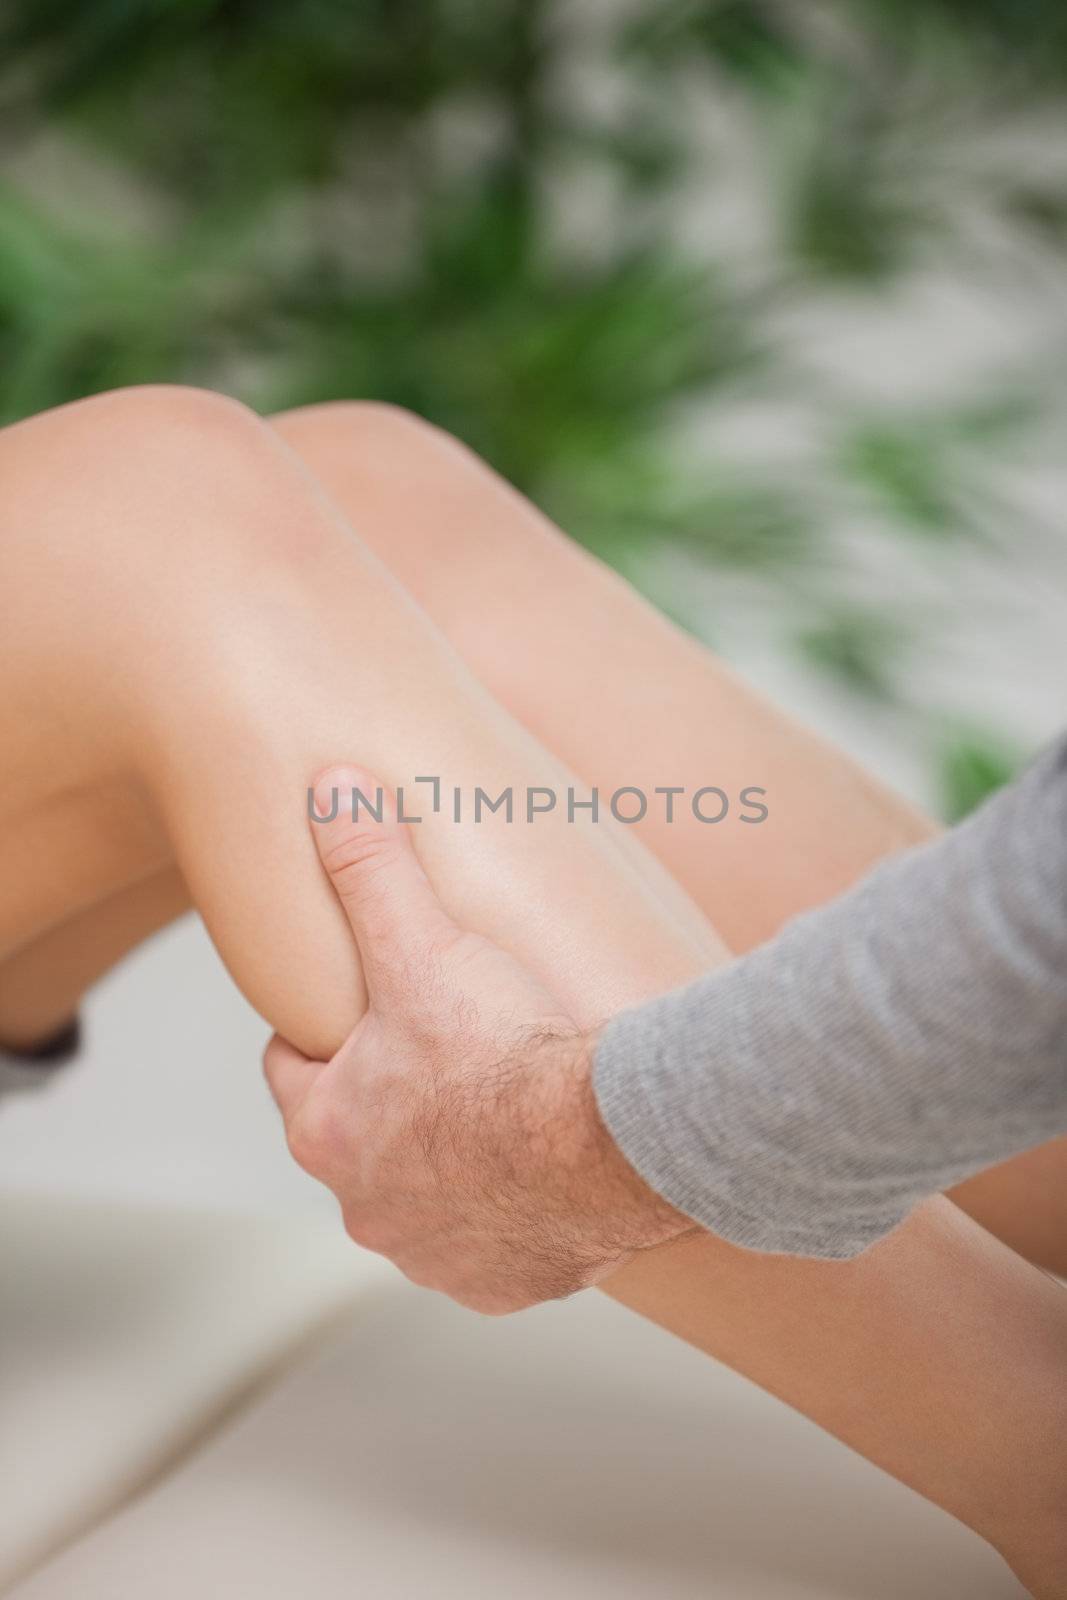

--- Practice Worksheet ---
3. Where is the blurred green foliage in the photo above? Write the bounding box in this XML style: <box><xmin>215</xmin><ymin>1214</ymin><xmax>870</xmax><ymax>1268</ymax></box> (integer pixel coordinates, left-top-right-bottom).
<box><xmin>2</xmin><ymin>0</ymin><xmax>1061</xmax><ymax>811</ymax></box>
<box><xmin>936</xmin><ymin>728</ymin><xmax>1027</xmax><ymax>823</ymax></box>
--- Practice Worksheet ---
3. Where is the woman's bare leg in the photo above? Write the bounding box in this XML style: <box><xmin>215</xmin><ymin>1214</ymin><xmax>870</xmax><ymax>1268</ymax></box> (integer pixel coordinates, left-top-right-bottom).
<box><xmin>10</xmin><ymin>393</ymin><xmax>1064</xmax><ymax>1272</ymax></box>
<box><xmin>271</xmin><ymin>399</ymin><xmax>1067</xmax><ymax>1280</ymax></box>
<box><xmin>0</xmin><ymin>388</ymin><xmax>1063</xmax><ymax>1589</ymax></box>
<box><xmin>270</xmin><ymin>403</ymin><xmax>933</xmax><ymax>953</ymax></box>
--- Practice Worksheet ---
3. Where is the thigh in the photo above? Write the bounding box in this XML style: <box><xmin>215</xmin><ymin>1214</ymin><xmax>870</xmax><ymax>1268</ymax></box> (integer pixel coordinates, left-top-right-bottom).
<box><xmin>273</xmin><ymin>400</ymin><xmax>1067</xmax><ymax>1276</ymax></box>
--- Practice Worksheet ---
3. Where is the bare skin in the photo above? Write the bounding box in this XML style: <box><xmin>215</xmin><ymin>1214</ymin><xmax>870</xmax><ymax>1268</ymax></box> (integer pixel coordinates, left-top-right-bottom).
<box><xmin>272</xmin><ymin>401</ymin><xmax>1067</xmax><ymax>1276</ymax></box>
<box><xmin>0</xmin><ymin>388</ymin><xmax>1063</xmax><ymax>1591</ymax></box>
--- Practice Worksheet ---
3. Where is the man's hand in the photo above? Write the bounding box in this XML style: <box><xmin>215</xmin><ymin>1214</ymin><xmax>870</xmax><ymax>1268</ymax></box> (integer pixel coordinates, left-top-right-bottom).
<box><xmin>263</xmin><ymin>767</ymin><xmax>687</xmax><ymax>1314</ymax></box>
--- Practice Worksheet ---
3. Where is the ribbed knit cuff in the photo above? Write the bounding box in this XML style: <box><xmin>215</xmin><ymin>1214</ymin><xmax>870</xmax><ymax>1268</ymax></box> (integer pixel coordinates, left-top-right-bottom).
<box><xmin>591</xmin><ymin>980</ymin><xmax>907</xmax><ymax>1261</ymax></box>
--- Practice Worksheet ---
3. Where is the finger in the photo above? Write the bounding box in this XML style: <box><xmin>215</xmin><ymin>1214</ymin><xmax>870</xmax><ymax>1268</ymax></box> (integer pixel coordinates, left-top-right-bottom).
<box><xmin>308</xmin><ymin>765</ymin><xmax>460</xmax><ymax>999</ymax></box>
<box><xmin>263</xmin><ymin>1032</ymin><xmax>322</xmax><ymax>1122</ymax></box>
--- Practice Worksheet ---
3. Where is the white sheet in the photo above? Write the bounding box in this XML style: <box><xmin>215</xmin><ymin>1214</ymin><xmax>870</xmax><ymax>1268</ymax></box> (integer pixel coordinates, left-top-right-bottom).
<box><xmin>0</xmin><ymin>1191</ymin><xmax>377</xmax><ymax>1591</ymax></box>
<box><xmin>8</xmin><ymin>1265</ymin><xmax>1024</xmax><ymax>1599</ymax></box>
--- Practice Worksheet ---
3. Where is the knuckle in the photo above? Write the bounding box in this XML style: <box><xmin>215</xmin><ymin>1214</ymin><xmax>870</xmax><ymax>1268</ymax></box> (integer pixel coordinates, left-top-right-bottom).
<box><xmin>287</xmin><ymin>1095</ymin><xmax>348</xmax><ymax>1173</ymax></box>
<box><xmin>343</xmin><ymin>1209</ymin><xmax>393</xmax><ymax>1257</ymax></box>
<box><xmin>340</xmin><ymin>1206</ymin><xmax>374</xmax><ymax>1251</ymax></box>
<box><xmin>319</xmin><ymin>828</ymin><xmax>398</xmax><ymax>899</ymax></box>
<box><xmin>284</xmin><ymin>1118</ymin><xmax>316</xmax><ymax>1173</ymax></box>
<box><xmin>398</xmin><ymin>1261</ymin><xmax>437</xmax><ymax>1293</ymax></box>
<box><xmin>462</xmin><ymin>1290</ymin><xmax>525</xmax><ymax>1317</ymax></box>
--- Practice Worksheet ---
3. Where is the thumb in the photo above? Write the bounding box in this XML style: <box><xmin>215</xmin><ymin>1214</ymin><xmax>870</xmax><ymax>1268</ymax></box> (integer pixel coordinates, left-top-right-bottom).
<box><xmin>308</xmin><ymin>765</ymin><xmax>459</xmax><ymax>999</ymax></box>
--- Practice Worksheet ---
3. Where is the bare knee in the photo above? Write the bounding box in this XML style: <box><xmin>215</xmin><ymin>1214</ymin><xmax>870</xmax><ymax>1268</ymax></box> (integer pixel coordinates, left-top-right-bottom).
<box><xmin>270</xmin><ymin>401</ymin><xmax>548</xmax><ymax>604</ymax></box>
<box><xmin>26</xmin><ymin>384</ymin><xmax>269</xmax><ymax>481</ymax></box>
<box><xmin>2</xmin><ymin>384</ymin><xmax>356</xmax><ymax>739</ymax></box>
<box><xmin>272</xmin><ymin>399</ymin><xmax>458</xmax><ymax>468</ymax></box>
<box><xmin>75</xmin><ymin>382</ymin><xmax>259</xmax><ymax>435</ymax></box>
<box><xmin>10</xmin><ymin>383</ymin><xmax>337</xmax><ymax>596</ymax></box>
<box><xmin>7</xmin><ymin>385</ymin><xmax>275</xmax><ymax>545</ymax></box>
<box><xmin>271</xmin><ymin>398</ymin><xmax>490</xmax><ymax>509</ymax></box>
<box><xmin>73</xmin><ymin>384</ymin><xmax>288</xmax><ymax>516</ymax></box>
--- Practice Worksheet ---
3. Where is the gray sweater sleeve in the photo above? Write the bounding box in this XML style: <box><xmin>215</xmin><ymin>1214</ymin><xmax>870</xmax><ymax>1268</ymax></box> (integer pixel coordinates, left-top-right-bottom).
<box><xmin>592</xmin><ymin>734</ymin><xmax>1067</xmax><ymax>1259</ymax></box>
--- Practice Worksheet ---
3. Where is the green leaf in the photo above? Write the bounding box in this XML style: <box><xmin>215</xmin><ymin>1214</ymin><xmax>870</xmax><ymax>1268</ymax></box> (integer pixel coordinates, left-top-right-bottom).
<box><xmin>936</xmin><ymin>732</ymin><xmax>1022</xmax><ymax>821</ymax></box>
<box><xmin>840</xmin><ymin>423</ymin><xmax>959</xmax><ymax>535</ymax></box>
<box><xmin>796</xmin><ymin>609</ymin><xmax>907</xmax><ymax>701</ymax></box>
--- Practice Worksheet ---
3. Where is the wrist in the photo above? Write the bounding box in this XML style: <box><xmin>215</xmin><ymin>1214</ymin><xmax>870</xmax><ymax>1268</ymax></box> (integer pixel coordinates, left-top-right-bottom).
<box><xmin>570</xmin><ymin>1027</ymin><xmax>692</xmax><ymax>1254</ymax></box>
